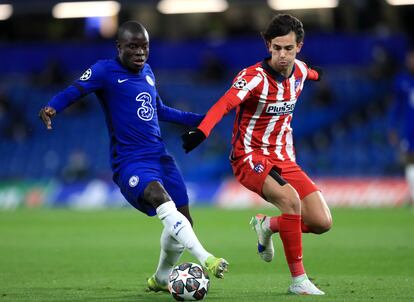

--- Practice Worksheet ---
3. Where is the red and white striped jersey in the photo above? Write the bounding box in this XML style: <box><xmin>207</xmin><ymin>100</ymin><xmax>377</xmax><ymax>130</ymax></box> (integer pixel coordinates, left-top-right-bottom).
<box><xmin>198</xmin><ymin>58</ymin><xmax>319</xmax><ymax>162</ymax></box>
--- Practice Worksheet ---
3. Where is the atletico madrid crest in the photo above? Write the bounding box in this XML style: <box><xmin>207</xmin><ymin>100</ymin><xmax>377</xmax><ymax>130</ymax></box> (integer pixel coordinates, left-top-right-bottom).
<box><xmin>254</xmin><ymin>162</ymin><xmax>264</xmax><ymax>173</ymax></box>
<box><xmin>294</xmin><ymin>78</ymin><xmax>302</xmax><ymax>92</ymax></box>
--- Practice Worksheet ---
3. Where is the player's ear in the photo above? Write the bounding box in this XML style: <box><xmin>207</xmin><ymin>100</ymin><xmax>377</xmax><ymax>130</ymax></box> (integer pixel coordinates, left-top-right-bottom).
<box><xmin>116</xmin><ymin>40</ymin><xmax>121</xmax><ymax>51</ymax></box>
<box><xmin>265</xmin><ymin>40</ymin><xmax>272</xmax><ymax>54</ymax></box>
<box><xmin>296</xmin><ymin>42</ymin><xmax>304</xmax><ymax>53</ymax></box>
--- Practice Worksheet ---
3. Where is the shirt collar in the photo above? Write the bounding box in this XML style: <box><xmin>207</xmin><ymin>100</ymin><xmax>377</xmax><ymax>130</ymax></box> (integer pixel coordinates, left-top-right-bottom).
<box><xmin>261</xmin><ymin>57</ymin><xmax>295</xmax><ymax>82</ymax></box>
<box><xmin>115</xmin><ymin>56</ymin><xmax>143</xmax><ymax>74</ymax></box>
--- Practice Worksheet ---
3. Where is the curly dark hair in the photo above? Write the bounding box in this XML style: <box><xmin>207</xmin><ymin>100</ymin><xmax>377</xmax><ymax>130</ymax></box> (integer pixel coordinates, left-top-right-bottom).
<box><xmin>262</xmin><ymin>14</ymin><xmax>304</xmax><ymax>44</ymax></box>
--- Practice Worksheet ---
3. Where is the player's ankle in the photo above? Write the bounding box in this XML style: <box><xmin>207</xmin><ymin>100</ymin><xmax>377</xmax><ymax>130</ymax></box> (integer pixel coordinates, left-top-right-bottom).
<box><xmin>292</xmin><ymin>273</ymin><xmax>308</xmax><ymax>284</ymax></box>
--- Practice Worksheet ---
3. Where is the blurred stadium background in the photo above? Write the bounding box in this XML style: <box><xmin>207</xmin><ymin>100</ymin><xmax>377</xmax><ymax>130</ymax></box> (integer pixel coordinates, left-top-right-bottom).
<box><xmin>1</xmin><ymin>0</ymin><xmax>414</xmax><ymax>209</ymax></box>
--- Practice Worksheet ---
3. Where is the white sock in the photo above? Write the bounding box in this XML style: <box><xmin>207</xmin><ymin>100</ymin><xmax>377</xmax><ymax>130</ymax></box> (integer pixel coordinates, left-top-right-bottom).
<box><xmin>156</xmin><ymin>201</ymin><xmax>212</xmax><ymax>265</ymax></box>
<box><xmin>154</xmin><ymin>227</ymin><xmax>184</xmax><ymax>284</ymax></box>
<box><xmin>405</xmin><ymin>164</ymin><xmax>414</xmax><ymax>203</ymax></box>
<box><xmin>292</xmin><ymin>273</ymin><xmax>308</xmax><ymax>284</ymax></box>
<box><xmin>262</xmin><ymin>216</ymin><xmax>272</xmax><ymax>234</ymax></box>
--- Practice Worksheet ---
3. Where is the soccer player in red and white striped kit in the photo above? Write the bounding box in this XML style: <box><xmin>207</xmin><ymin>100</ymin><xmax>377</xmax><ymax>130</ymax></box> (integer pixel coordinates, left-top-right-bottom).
<box><xmin>182</xmin><ymin>14</ymin><xmax>332</xmax><ymax>295</ymax></box>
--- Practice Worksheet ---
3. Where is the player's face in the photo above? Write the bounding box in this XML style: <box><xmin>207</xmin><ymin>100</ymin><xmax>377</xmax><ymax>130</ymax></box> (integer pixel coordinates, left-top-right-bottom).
<box><xmin>117</xmin><ymin>30</ymin><xmax>149</xmax><ymax>73</ymax></box>
<box><xmin>267</xmin><ymin>31</ymin><xmax>303</xmax><ymax>75</ymax></box>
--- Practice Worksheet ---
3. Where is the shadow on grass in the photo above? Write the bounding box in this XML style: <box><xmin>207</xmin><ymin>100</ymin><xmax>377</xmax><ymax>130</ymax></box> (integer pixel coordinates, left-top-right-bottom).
<box><xmin>0</xmin><ymin>286</ymin><xmax>292</xmax><ymax>302</ymax></box>
<box><xmin>0</xmin><ymin>287</ymin><xmax>171</xmax><ymax>302</ymax></box>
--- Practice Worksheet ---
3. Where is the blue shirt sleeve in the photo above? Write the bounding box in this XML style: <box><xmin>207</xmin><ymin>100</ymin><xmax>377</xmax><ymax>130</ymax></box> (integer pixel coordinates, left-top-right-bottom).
<box><xmin>156</xmin><ymin>94</ymin><xmax>205</xmax><ymax>127</ymax></box>
<box><xmin>47</xmin><ymin>62</ymin><xmax>104</xmax><ymax>113</ymax></box>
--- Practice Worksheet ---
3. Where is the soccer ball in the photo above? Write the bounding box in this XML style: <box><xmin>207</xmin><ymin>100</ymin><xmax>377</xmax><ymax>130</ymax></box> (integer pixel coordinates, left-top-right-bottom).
<box><xmin>168</xmin><ymin>262</ymin><xmax>210</xmax><ymax>301</ymax></box>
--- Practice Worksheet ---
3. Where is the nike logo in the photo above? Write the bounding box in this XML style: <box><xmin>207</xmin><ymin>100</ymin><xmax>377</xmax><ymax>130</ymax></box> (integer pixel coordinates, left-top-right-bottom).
<box><xmin>118</xmin><ymin>78</ymin><xmax>128</xmax><ymax>83</ymax></box>
<box><xmin>189</xmin><ymin>131</ymin><xmax>196</xmax><ymax>135</ymax></box>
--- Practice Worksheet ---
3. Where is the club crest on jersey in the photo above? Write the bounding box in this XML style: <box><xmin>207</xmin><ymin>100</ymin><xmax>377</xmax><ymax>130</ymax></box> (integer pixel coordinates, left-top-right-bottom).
<box><xmin>254</xmin><ymin>162</ymin><xmax>265</xmax><ymax>174</ymax></box>
<box><xmin>266</xmin><ymin>100</ymin><xmax>296</xmax><ymax>116</ymax></box>
<box><xmin>294</xmin><ymin>78</ymin><xmax>302</xmax><ymax>92</ymax></box>
<box><xmin>80</xmin><ymin>68</ymin><xmax>92</xmax><ymax>81</ymax></box>
<box><xmin>136</xmin><ymin>92</ymin><xmax>155</xmax><ymax>121</ymax></box>
<box><xmin>129</xmin><ymin>175</ymin><xmax>139</xmax><ymax>187</ymax></box>
<box><xmin>233</xmin><ymin>78</ymin><xmax>247</xmax><ymax>89</ymax></box>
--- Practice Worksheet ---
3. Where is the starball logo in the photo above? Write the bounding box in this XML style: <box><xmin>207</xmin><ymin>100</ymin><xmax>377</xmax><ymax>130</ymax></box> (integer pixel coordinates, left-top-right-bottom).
<box><xmin>266</xmin><ymin>100</ymin><xmax>296</xmax><ymax>116</ymax></box>
<box><xmin>173</xmin><ymin>220</ymin><xmax>182</xmax><ymax>230</ymax></box>
<box><xmin>173</xmin><ymin>220</ymin><xmax>184</xmax><ymax>235</ymax></box>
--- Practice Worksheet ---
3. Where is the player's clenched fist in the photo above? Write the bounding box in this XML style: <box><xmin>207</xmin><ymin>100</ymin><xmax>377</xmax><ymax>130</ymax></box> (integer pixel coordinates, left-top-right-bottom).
<box><xmin>181</xmin><ymin>128</ymin><xmax>206</xmax><ymax>153</ymax></box>
<box><xmin>38</xmin><ymin>106</ymin><xmax>56</xmax><ymax>130</ymax></box>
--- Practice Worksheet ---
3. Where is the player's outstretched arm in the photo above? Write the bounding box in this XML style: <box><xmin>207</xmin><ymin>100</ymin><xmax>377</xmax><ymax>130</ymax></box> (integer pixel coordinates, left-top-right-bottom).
<box><xmin>308</xmin><ymin>66</ymin><xmax>323</xmax><ymax>81</ymax></box>
<box><xmin>38</xmin><ymin>106</ymin><xmax>56</xmax><ymax>130</ymax></box>
<box><xmin>181</xmin><ymin>128</ymin><xmax>206</xmax><ymax>153</ymax></box>
<box><xmin>181</xmin><ymin>85</ymin><xmax>243</xmax><ymax>153</ymax></box>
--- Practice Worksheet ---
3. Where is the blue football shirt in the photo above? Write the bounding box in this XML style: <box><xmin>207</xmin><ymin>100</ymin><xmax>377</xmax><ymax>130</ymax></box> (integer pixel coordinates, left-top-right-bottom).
<box><xmin>48</xmin><ymin>58</ymin><xmax>203</xmax><ymax>171</ymax></box>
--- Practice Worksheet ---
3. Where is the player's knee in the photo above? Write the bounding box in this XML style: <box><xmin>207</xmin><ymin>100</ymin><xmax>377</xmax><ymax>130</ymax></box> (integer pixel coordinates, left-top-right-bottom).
<box><xmin>267</xmin><ymin>192</ymin><xmax>301</xmax><ymax>214</ymax></box>
<box><xmin>281</xmin><ymin>195</ymin><xmax>301</xmax><ymax>214</ymax></box>
<box><xmin>311</xmin><ymin>218</ymin><xmax>332</xmax><ymax>234</ymax></box>
<box><xmin>143</xmin><ymin>181</ymin><xmax>170</xmax><ymax>207</ymax></box>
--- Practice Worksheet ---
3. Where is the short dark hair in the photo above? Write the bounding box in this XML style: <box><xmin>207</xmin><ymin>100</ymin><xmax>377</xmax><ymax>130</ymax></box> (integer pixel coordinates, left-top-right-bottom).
<box><xmin>262</xmin><ymin>14</ymin><xmax>304</xmax><ymax>44</ymax></box>
<box><xmin>117</xmin><ymin>21</ymin><xmax>147</xmax><ymax>42</ymax></box>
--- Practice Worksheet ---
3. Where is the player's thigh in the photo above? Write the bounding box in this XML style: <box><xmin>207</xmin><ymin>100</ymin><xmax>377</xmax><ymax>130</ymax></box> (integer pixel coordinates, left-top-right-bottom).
<box><xmin>161</xmin><ymin>155</ymin><xmax>190</xmax><ymax>211</ymax></box>
<box><xmin>115</xmin><ymin>163</ymin><xmax>164</xmax><ymax>216</ymax></box>
<box><xmin>301</xmin><ymin>191</ymin><xmax>332</xmax><ymax>233</ymax></box>
<box><xmin>232</xmin><ymin>153</ymin><xmax>300</xmax><ymax>212</ymax></box>
<box><xmin>262</xmin><ymin>173</ymin><xmax>301</xmax><ymax>214</ymax></box>
<box><xmin>280</xmin><ymin>162</ymin><xmax>319</xmax><ymax>200</ymax></box>
<box><xmin>231</xmin><ymin>152</ymin><xmax>272</xmax><ymax>197</ymax></box>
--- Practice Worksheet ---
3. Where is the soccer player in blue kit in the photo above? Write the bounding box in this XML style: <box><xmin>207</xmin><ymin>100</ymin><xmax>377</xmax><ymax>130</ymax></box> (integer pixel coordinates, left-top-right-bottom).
<box><xmin>38</xmin><ymin>21</ymin><xmax>228</xmax><ymax>292</ymax></box>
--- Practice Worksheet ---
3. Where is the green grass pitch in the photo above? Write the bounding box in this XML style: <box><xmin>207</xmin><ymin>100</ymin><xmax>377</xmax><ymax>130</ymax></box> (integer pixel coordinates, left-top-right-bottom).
<box><xmin>1</xmin><ymin>207</ymin><xmax>413</xmax><ymax>301</ymax></box>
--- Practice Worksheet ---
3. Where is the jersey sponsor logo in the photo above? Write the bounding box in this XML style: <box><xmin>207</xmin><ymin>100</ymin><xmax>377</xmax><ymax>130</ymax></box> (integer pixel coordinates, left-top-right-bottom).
<box><xmin>233</xmin><ymin>78</ymin><xmax>247</xmax><ymax>89</ymax></box>
<box><xmin>117</xmin><ymin>78</ymin><xmax>128</xmax><ymax>83</ymax></box>
<box><xmin>128</xmin><ymin>175</ymin><xmax>139</xmax><ymax>187</ymax></box>
<box><xmin>80</xmin><ymin>68</ymin><xmax>92</xmax><ymax>81</ymax></box>
<box><xmin>146</xmin><ymin>75</ymin><xmax>155</xmax><ymax>86</ymax></box>
<box><xmin>135</xmin><ymin>92</ymin><xmax>154</xmax><ymax>121</ymax></box>
<box><xmin>266</xmin><ymin>100</ymin><xmax>296</xmax><ymax>115</ymax></box>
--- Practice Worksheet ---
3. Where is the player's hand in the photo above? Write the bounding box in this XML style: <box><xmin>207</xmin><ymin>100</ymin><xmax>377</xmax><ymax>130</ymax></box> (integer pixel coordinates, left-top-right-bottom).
<box><xmin>310</xmin><ymin>66</ymin><xmax>323</xmax><ymax>81</ymax></box>
<box><xmin>38</xmin><ymin>106</ymin><xmax>56</xmax><ymax>130</ymax></box>
<box><xmin>182</xmin><ymin>128</ymin><xmax>206</xmax><ymax>153</ymax></box>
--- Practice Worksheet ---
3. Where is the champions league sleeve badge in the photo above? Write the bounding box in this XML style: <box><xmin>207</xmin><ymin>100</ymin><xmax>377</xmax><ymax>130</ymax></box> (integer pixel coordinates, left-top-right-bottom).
<box><xmin>80</xmin><ymin>68</ymin><xmax>92</xmax><ymax>81</ymax></box>
<box><xmin>233</xmin><ymin>78</ymin><xmax>247</xmax><ymax>89</ymax></box>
